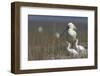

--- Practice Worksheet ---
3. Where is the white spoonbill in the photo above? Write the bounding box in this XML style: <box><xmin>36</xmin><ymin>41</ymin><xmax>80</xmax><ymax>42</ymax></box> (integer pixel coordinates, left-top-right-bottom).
<box><xmin>75</xmin><ymin>39</ymin><xmax>86</xmax><ymax>53</ymax></box>
<box><xmin>66</xmin><ymin>41</ymin><xmax>78</xmax><ymax>57</ymax></box>
<box><xmin>67</xmin><ymin>22</ymin><xmax>77</xmax><ymax>41</ymax></box>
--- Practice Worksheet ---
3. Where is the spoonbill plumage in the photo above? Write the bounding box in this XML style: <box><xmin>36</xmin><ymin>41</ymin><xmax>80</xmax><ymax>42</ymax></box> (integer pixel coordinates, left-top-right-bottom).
<box><xmin>67</xmin><ymin>22</ymin><xmax>77</xmax><ymax>41</ymax></box>
<box><xmin>66</xmin><ymin>41</ymin><xmax>78</xmax><ymax>57</ymax></box>
<box><xmin>75</xmin><ymin>39</ymin><xmax>86</xmax><ymax>53</ymax></box>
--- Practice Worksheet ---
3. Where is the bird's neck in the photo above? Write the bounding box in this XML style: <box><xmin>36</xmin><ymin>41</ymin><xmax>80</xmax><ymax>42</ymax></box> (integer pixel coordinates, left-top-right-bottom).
<box><xmin>67</xmin><ymin>43</ymin><xmax>71</xmax><ymax>50</ymax></box>
<box><xmin>75</xmin><ymin>40</ymin><xmax>78</xmax><ymax>47</ymax></box>
<box><xmin>68</xmin><ymin>28</ymin><xmax>74</xmax><ymax>30</ymax></box>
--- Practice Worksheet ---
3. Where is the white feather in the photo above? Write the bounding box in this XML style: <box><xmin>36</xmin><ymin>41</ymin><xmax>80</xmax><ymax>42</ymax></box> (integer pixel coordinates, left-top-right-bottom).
<box><xmin>66</xmin><ymin>41</ymin><xmax>78</xmax><ymax>56</ymax></box>
<box><xmin>75</xmin><ymin>39</ymin><xmax>86</xmax><ymax>52</ymax></box>
<box><xmin>67</xmin><ymin>22</ymin><xmax>77</xmax><ymax>41</ymax></box>
<box><xmin>68</xmin><ymin>29</ymin><xmax>77</xmax><ymax>40</ymax></box>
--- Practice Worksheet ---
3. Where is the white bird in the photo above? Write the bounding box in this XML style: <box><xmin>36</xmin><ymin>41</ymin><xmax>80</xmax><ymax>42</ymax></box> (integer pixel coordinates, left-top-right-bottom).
<box><xmin>67</xmin><ymin>22</ymin><xmax>77</xmax><ymax>41</ymax></box>
<box><xmin>66</xmin><ymin>41</ymin><xmax>78</xmax><ymax>57</ymax></box>
<box><xmin>75</xmin><ymin>39</ymin><xmax>86</xmax><ymax>53</ymax></box>
<box><xmin>68</xmin><ymin>22</ymin><xmax>77</xmax><ymax>30</ymax></box>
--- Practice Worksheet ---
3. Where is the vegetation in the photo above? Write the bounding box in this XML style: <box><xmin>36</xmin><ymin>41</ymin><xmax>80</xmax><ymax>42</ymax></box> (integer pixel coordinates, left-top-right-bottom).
<box><xmin>28</xmin><ymin>32</ymin><xmax>88</xmax><ymax>60</ymax></box>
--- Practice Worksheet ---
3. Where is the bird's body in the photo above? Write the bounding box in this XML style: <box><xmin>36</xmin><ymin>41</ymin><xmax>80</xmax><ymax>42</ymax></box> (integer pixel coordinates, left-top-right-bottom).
<box><xmin>75</xmin><ymin>39</ymin><xmax>86</xmax><ymax>53</ymax></box>
<box><xmin>60</xmin><ymin>22</ymin><xmax>77</xmax><ymax>42</ymax></box>
<box><xmin>68</xmin><ymin>28</ymin><xmax>77</xmax><ymax>41</ymax></box>
<box><xmin>66</xmin><ymin>41</ymin><xmax>78</xmax><ymax>56</ymax></box>
<box><xmin>66</xmin><ymin>22</ymin><xmax>77</xmax><ymax>48</ymax></box>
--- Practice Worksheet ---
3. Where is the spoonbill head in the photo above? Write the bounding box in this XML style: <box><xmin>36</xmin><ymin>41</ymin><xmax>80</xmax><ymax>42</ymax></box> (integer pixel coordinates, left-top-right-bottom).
<box><xmin>68</xmin><ymin>22</ymin><xmax>77</xmax><ymax>30</ymax></box>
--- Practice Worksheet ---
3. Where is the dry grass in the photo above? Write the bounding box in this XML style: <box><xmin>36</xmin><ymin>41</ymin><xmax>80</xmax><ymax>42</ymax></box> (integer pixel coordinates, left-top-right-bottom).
<box><xmin>28</xmin><ymin>32</ymin><xmax>88</xmax><ymax>60</ymax></box>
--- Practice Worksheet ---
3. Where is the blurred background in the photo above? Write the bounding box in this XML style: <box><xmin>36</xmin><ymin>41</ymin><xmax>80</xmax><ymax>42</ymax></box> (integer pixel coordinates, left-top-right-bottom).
<box><xmin>28</xmin><ymin>15</ymin><xmax>88</xmax><ymax>60</ymax></box>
